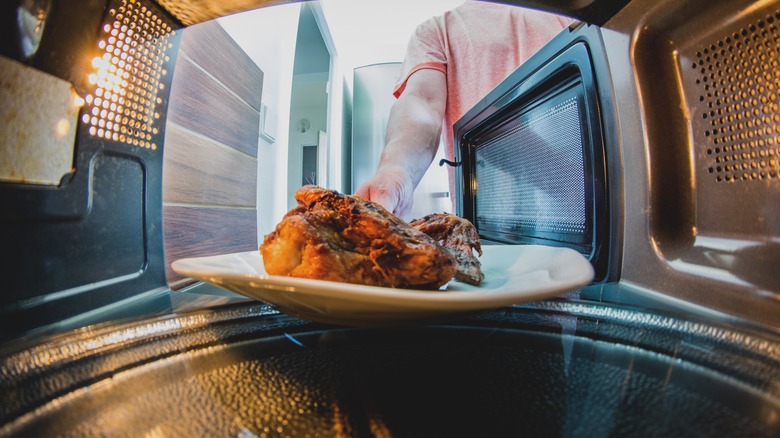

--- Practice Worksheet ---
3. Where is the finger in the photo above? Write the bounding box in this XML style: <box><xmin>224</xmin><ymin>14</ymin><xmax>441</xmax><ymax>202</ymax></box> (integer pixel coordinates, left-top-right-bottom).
<box><xmin>370</xmin><ymin>190</ymin><xmax>398</xmax><ymax>214</ymax></box>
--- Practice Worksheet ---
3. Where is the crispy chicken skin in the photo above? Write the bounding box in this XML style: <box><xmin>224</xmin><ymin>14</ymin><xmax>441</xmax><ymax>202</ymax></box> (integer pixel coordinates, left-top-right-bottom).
<box><xmin>261</xmin><ymin>185</ymin><xmax>458</xmax><ymax>289</ymax></box>
<box><xmin>410</xmin><ymin>213</ymin><xmax>484</xmax><ymax>285</ymax></box>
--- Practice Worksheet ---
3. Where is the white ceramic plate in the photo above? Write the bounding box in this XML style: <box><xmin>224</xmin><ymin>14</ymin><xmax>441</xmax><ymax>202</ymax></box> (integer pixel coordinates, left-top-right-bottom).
<box><xmin>172</xmin><ymin>245</ymin><xmax>594</xmax><ymax>326</ymax></box>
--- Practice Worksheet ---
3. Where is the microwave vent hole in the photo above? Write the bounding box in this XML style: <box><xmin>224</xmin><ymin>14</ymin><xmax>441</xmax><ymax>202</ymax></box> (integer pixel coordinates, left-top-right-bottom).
<box><xmin>693</xmin><ymin>9</ymin><xmax>780</xmax><ymax>183</ymax></box>
<box><xmin>81</xmin><ymin>0</ymin><xmax>176</xmax><ymax>151</ymax></box>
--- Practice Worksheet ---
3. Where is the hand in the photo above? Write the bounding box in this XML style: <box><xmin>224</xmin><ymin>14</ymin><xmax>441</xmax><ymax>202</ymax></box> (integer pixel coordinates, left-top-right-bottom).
<box><xmin>354</xmin><ymin>167</ymin><xmax>416</xmax><ymax>219</ymax></box>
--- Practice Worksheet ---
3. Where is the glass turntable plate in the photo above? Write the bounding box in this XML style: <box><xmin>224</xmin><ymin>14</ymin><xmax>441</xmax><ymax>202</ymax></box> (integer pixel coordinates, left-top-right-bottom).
<box><xmin>172</xmin><ymin>245</ymin><xmax>594</xmax><ymax>326</ymax></box>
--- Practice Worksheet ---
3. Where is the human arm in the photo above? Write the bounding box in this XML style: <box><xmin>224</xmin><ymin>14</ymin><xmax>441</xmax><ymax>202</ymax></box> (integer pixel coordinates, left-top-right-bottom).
<box><xmin>354</xmin><ymin>68</ymin><xmax>447</xmax><ymax>219</ymax></box>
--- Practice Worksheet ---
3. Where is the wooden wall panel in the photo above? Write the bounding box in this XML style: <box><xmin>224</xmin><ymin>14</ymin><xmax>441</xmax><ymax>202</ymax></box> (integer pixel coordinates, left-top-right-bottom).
<box><xmin>180</xmin><ymin>20</ymin><xmax>263</xmax><ymax>112</ymax></box>
<box><xmin>163</xmin><ymin>124</ymin><xmax>257</xmax><ymax>206</ymax></box>
<box><xmin>163</xmin><ymin>22</ymin><xmax>262</xmax><ymax>289</ymax></box>
<box><xmin>164</xmin><ymin>206</ymin><xmax>258</xmax><ymax>284</ymax></box>
<box><xmin>167</xmin><ymin>57</ymin><xmax>260</xmax><ymax>157</ymax></box>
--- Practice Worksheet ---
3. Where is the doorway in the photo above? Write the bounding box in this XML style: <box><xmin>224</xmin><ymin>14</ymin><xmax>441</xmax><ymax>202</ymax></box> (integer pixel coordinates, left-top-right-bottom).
<box><xmin>287</xmin><ymin>3</ymin><xmax>331</xmax><ymax>208</ymax></box>
<box><xmin>302</xmin><ymin>145</ymin><xmax>318</xmax><ymax>186</ymax></box>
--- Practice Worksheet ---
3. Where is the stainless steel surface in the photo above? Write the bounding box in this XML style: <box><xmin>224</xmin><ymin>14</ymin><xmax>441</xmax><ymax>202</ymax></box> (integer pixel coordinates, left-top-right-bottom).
<box><xmin>155</xmin><ymin>0</ymin><xmax>298</xmax><ymax>26</ymax></box>
<box><xmin>1</xmin><ymin>299</ymin><xmax>778</xmax><ymax>436</ymax></box>
<box><xmin>150</xmin><ymin>0</ymin><xmax>628</xmax><ymax>27</ymax></box>
<box><xmin>2</xmin><ymin>0</ymin><xmax>779</xmax><ymax>434</ymax></box>
<box><xmin>601</xmin><ymin>0</ymin><xmax>780</xmax><ymax>328</ymax></box>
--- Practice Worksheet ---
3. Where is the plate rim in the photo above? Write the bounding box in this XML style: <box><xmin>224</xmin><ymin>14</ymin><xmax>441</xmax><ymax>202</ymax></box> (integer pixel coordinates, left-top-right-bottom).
<box><xmin>171</xmin><ymin>244</ymin><xmax>594</xmax><ymax>308</ymax></box>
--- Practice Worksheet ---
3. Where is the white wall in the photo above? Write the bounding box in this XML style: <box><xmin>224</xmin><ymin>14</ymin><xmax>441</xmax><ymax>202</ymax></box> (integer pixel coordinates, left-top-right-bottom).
<box><xmin>217</xmin><ymin>4</ymin><xmax>301</xmax><ymax>238</ymax></box>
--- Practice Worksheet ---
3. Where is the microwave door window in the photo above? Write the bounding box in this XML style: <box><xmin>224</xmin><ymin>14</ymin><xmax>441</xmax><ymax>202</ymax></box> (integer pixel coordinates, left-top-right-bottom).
<box><xmin>474</xmin><ymin>88</ymin><xmax>588</xmax><ymax>247</ymax></box>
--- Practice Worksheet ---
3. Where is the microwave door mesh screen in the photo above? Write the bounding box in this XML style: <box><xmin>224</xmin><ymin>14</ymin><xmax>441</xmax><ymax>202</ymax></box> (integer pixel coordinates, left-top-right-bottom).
<box><xmin>475</xmin><ymin>97</ymin><xmax>587</xmax><ymax>239</ymax></box>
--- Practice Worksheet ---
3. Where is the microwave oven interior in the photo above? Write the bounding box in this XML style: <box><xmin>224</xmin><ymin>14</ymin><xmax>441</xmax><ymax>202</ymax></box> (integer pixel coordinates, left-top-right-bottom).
<box><xmin>1</xmin><ymin>0</ymin><xmax>779</xmax><ymax>436</ymax></box>
<box><xmin>0</xmin><ymin>0</ymin><xmax>632</xmax><ymax>340</ymax></box>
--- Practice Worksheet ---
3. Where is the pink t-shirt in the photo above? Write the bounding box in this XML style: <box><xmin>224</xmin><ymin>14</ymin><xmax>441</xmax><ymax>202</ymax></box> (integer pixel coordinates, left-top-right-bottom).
<box><xmin>394</xmin><ymin>2</ymin><xmax>572</xmax><ymax>163</ymax></box>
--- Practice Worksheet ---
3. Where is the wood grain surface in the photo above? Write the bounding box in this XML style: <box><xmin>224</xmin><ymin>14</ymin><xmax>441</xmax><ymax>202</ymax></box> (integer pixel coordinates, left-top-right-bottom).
<box><xmin>162</xmin><ymin>21</ymin><xmax>263</xmax><ymax>288</ymax></box>
<box><xmin>180</xmin><ymin>20</ymin><xmax>264</xmax><ymax>112</ymax></box>
<box><xmin>167</xmin><ymin>56</ymin><xmax>260</xmax><ymax>157</ymax></box>
<box><xmin>162</xmin><ymin>124</ymin><xmax>257</xmax><ymax>206</ymax></box>
<box><xmin>164</xmin><ymin>206</ymin><xmax>258</xmax><ymax>284</ymax></box>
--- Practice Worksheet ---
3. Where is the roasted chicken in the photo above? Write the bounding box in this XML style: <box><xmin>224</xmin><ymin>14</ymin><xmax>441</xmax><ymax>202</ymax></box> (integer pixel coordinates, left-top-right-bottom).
<box><xmin>261</xmin><ymin>185</ymin><xmax>458</xmax><ymax>289</ymax></box>
<box><xmin>410</xmin><ymin>213</ymin><xmax>484</xmax><ymax>285</ymax></box>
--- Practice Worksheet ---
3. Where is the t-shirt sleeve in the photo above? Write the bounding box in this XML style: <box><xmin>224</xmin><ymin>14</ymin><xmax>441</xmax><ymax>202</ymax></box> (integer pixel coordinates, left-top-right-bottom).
<box><xmin>393</xmin><ymin>19</ymin><xmax>448</xmax><ymax>98</ymax></box>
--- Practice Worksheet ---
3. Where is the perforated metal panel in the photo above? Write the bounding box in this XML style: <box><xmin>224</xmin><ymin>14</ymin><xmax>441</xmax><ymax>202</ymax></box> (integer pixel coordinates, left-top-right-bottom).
<box><xmin>691</xmin><ymin>9</ymin><xmax>780</xmax><ymax>184</ymax></box>
<box><xmin>82</xmin><ymin>0</ymin><xmax>177</xmax><ymax>151</ymax></box>
<box><xmin>619</xmin><ymin>0</ymin><xmax>780</xmax><ymax>325</ymax></box>
<box><xmin>0</xmin><ymin>0</ymin><xmax>182</xmax><ymax>336</ymax></box>
<box><xmin>674</xmin><ymin>0</ymin><xmax>780</xmax><ymax>241</ymax></box>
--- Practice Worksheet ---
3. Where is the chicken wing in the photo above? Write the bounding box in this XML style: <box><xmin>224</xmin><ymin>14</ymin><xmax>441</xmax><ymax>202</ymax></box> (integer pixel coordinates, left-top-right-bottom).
<box><xmin>410</xmin><ymin>213</ymin><xmax>484</xmax><ymax>285</ymax></box>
